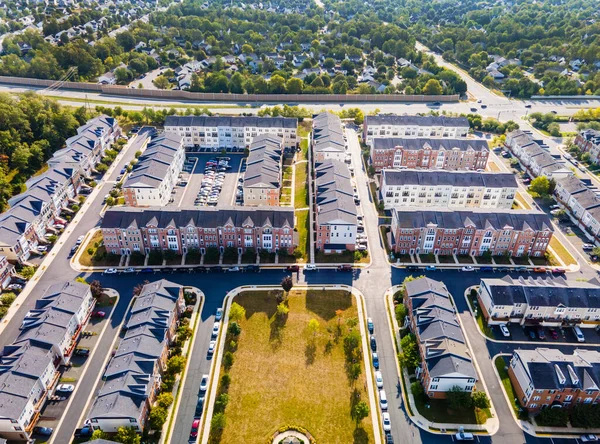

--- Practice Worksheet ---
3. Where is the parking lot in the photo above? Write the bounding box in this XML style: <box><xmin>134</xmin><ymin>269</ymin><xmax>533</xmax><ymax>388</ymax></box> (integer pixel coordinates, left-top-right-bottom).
<box><xmin>177</xmin><ymin>154</ymin><xmax>243</xmax><ymax>208</ymax></box>
<box><xmin>488</xmin><ymin>321</ymin><xmax>600</xmax><ymax>345</ymax></box>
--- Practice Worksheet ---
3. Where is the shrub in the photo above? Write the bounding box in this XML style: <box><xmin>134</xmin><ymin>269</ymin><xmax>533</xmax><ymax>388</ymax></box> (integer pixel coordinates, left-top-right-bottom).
<box><xmin>1</xmin><ymin>293</ymin><xmax>16</xmax><ymax>306</ymax></box>
<box><xmin>211</xmin><ymin>412</ymin><xmax>226</xmax><ymax>431</ymax></box>
<box><xmin>228</xmin><ymin>321</ymin><xmax>241</xmax><ymax>336</ymax></box>
<box><xmin>20</xmin><ymin>266</ymin><xmax>36</xmax><ymax>279</ymax></box>
<box><xmin>536</xmin><ymin>407</ymin><xmax>569</xmax><ymax>427</ymax></box>
<box><xmin>149</xmin><ymin>406</ymin><xmax>168</xmax><ymax>430</ymax></box>
<box><xmin>220</xmin><ymin>374</ymin><xmax>231</xmax><ymax>389</ymax></box>
<box><xmin>156</xmin><ymin>392</ymin><xmax>174</xmax><ymax>409</ymax></box>
<box><xmin>223</xmin><ymin>351</ymin><xmax>234</xmax><ymax>369</ymax></box>
<box><xmin>214</xmin><ymin>393</ymin><xmax>229</xmax><ymax>413</ymax></box>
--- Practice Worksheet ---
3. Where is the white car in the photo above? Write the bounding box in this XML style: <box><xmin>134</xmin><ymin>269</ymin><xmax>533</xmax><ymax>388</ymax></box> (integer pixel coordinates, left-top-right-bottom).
<box><xmin>461</xmin><ymin>266</ymin><xmax>475</xmax><ymax>272</ymax></box>
<box><xmin>37</xmin><ymin>245</ymin><xmax>48</xmax><ymax>252</ymax></box>
<box><xmin>208</xmin><ymin>340</ymin><xmax>216</xmax><ymax>355</ymax></box>
<box><xmin>581</xmin><ymin>435</ymin><xmax>598</xmax><ymax>442</ymax></box>
<box><xmin>103</xmin><ymin>268</ymin><xmax>118</xmax><ymax>274</ymax></box>
<box><xmin>382</xmin><ymin>412</ymin><xmax>391</xmax><ymax>432</ymax></box>
<box><xmin>550</xmin><ymin>209</ymin><xmax>562</xmax><ymax>216</ymax></box>
<box><xmin>215</xmin><ymin>308</ymin><xmax>223</xmax><ymax>321</ymax></box>
<box><xmin>56</xmin><ymin>384</ymin><xmax>74</xmax><ymax>393</ymax></box>
<box><xmin>199</xmin><ymin>374</ymin><xmax>209</xmax><ymax>392</ymax></box>
<box><xmin>76</xmin><ymin>235</ymin><xmax>85</xmax><ymax>245</ymax></box>
<box><xmin>212</xmin><ymin>322</ymin><xmax>220</xmax><ymax>337</ymax></box>
<box><xmin>549</xmin><ymin>204</ymin><xmax>560</xmax><ymax>210</ymax></box>
<box><xmin>122</xmin><ymin>267</ymin><xmax>135</xmax><ymax>273</ymax></box>
<box><xmin>53</xmin><ymin>224</ymin><xmax>65</xmax><ymax>230</ymax></box>
<box><xmin>499</xmin><ymin>324</ymin><xmax>510</xmax><ymax>337</ymax></box>
<box><xmin>227</xmin><ymin>267</ymin><xmax>240</xmax><ymax>272</ymax></box>
<box><xmin>583</xmin><ymin>243</ymin><xmax>595</xmax><ymax>251</ymax></box>
<box><xmin>304</xmin><ymin>264</ymin><xmax>317</xmax><ymax>271</ymax></box>
<box><xmin>375</xmin><ymin>371</ymin><xmax>384</xmax><ymax>389</ymax></box>
<box><xmin>357</xmin><ymin>245</ymin><xmax>368</xmax><ymax>251</ymax></box>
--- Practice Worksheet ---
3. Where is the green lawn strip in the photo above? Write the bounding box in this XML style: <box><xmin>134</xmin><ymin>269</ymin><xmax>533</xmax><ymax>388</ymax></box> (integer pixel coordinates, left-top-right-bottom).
<box><xmin>466</xmin><ymin>295</ymin><xmax>494</xmax><ymax>339</ymax></box>
<box><xmin>549</xmin><ymin>237</ymin><xmax>577</xmax><ymax>266</ymax></box>
<box><xmin>412</xmin><ymin>396</ymin><xmax>487</xmax><ymax>425</ymax></box>
<box><xmin>294</xmin><ymin>162</ymin><xmax>308</xmax><ymax>209</ymax></box>
<box><xmin>299</xmin><ymin>138</ymin><xmax>309</xmax><ymax>161</ymax></box>
<box><xmin>214</xmin><ymin>290</ymin><xmax>375</xmax><ymax>443</ymax></box>
<box><xmin>494</xmin><ymin>356</ymin><xmax>526</xmax><ymax>419</ymax></box>
<box><xmin>314</xmin><ymin>250</ymin><xmax>369</xmax><ymax>264</ymax></box>
<box><xmin>295</xmin><ymin>209</ymin><xmax>309</xmax><ymax>260</ymax></box>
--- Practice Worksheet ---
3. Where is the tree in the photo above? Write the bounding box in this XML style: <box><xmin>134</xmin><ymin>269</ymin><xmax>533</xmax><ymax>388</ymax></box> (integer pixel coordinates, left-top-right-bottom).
<box><xmin>423</xmin><ymin>79</ymin><xmax>443</xmax><ymax>95</ymax></box>
<box><xmin>269</xmin><ymin>74</ymin><xmax>287</xmax><ymax>93</ymax></box>
<box><xmin>223</xmin><ymin>351</ymin><xmax>234</xmax><ymax>369</ymax></box>
<box><xmin>286</xmin><ymin>77</ymin><xmax>303</xmax><ymax>94</ymax></box>
<box><xmin>214</xmin><ymin>393</ymin><xmax>229</xmax><ymax>413</ymax></box>
<box><xmin>148</xmin><ymin>406</ymin><xmax>168</xmax><ymax>431</ymax></box>
<box><xmin>281</xmin><ymin>276</ymin><xmax>293</xmax><ymax>292</ymax></box>
<box><xmin>167</xmin><ymin>355</ymin><xmax>186</xmax><ymax>374</ymax></box>
<box><xmin>156</xmin><ymin>392</ymin><xmax>174</xmax><ymax>409</ymax></box>
<box><xmin>241</xmin><ymin>44</ymin><xmax>253</xmax><ymax>54</ymax></box>
<box><xmin>548</xmin><ymin>122</ymin><xmax>561</xmax><ymax>137</ymax></box>
<box><xmin>529</xmin><ymin>176</ymin><xmax>551</xmax><ymax>197</ymax></box>
<box><xmin>472</xmin><ymin>391</ymin><xmax>490</xmax><ymax>409</ymax></box>
<box><xmin>211</xmin><ymin>412</ymin><xmax>226</xmax><ymax>431</ymax></box>
<box><xmin>308</xmin><ymin>318</ymin><xmax>320</xmax><ymax>337</ymax></box>
<box><xmin>228</xmin><ymin>321</ymin><xmax>241</xmax><ymax>336</ymax></box>
<box><xmin>353</xmin><ymin>401</ymin><xmax>370</xmax><ymax>424</ymax></box>
<box><xmin>229</xmin><ymin>72</ymin><xmax>245</xmax><ymax>94</ymax></box>
<box><xmin>116</xmin><ymin>31</ymin><xmax>136</xmax><ymax>51</ymax></box>
<box><xmin>398</xmin><ymin>334</ymin><xmax>420</xmax><ymax>370</ymax></box>
<box><xmin>90</xmin><ymin>429</ymin><xmax>108</xmax><ymax>440</ymax></box>
<box><xmin>447</xmin><ymin>386</ymin><xmax>473</xmax><ymax>411</ymax></box>
<box><xmin>11</xmin><ymin>144</ymin><xmax>32</xmax><ymax>171</ymax></box>
<box><xmin>114</xmin><ymin>426</ymin><xmax>140</xmax><ymax>444</ymax></box>
<box><xmin>89</xmin><ymin>280</ymin><xmax>104</xmax><ymax>298</ymax></box>
<box><xmin>153</xmin><ymin>75</ymin><xmax>170</xmax><ymax>90</ymax></box>
<box><xmin>276</xmin><ymin>302</ymin><xmax>289</xmax><ymax>317</ymax></box>
<box><xmin>20</xmin><ymin>265</ymin><xmax>36</xmax><ymax>279</ymax></box>
<box><xmin>229</xmin><ymin>302</ymin><xmax>246</xmax><ymax>322</ymax></box>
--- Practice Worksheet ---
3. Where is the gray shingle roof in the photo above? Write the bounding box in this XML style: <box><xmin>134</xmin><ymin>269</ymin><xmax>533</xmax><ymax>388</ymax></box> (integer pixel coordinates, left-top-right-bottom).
<box><xmin>372</xmin><ymin>137</ymin><xmax>488</xmax><ymax>152</ymax></box>
<box><xmin>315</xmin><ymin>160</ymin><xmax>356</xmax><ymax>225</ymax></box>
<box><xmin>244</xmin><ymin>134</ymin><xmax>282</xmax><ymax>188</ymax></box>
<box><xmin>557</xmin><ymin>175</ymin><xmax>587</xmax><ymax>195</ymax></box>
<box><xmin>124</xmin><ymin>134</ymin><xmax>183</xmax><ymax>189</ymax></box>
<box><xmin>365</xmin><ymin>115</ymin><xmax>469</xmax><ymax>128</ymax></box>
<box><xmin>382</xmin><ymin>169</ymin><xmax>518</xmax><ymax>188</ymax></box>
<box><xmin>165</xmin><ymin>115</ymin><xmax>297</xmax><ymax>129</ymax></box>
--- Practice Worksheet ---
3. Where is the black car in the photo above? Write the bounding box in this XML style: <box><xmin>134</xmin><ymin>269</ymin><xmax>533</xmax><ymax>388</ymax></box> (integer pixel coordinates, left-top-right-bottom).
<box><xmin>195</xmin><ymin>266</ymin><xmax>207</xmax><ymax>273</ymax></box>
<box><xmin>141</xmin><ymin>268</ymin><xmax>154</xmax><ymax>273</ymax></box>
<box><xmin>245</xmin><ymin>265</ymin><xmax>260</xmax><ymax>272</ymax></box>
<box><xmin>74</xmin><ymin>348</ymin><xmax>90</xmax><ymax>357</ymax></box>
<box><xmin>212</xmin><ymin>266</ymin><xmax>223</xmax><ymax>273</ymax></box>
<box><xmin>405</xmin><ymin>266</ymin><xmax>420</xmax><ymax>271</ymax></box>
<box><xmin>370</xmin><ymin>335</ymin><xmax>377</xmax><ymax>352</ymax></box>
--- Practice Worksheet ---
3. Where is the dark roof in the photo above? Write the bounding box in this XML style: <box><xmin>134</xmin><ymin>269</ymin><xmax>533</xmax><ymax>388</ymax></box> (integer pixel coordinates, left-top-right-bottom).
<box><xmin>393</xmin><ymin>208</ymin><xmax>552</xmax><ymax>232</ymax></box>
<box><xmin>124</xmin><ymin>134</ymin><xmax>183</xmax><ymax>188</ymax></box>
<box><xmin>556</xmin><ymin>175</ymin><xmax>587</xmax><ymax>196</ymax></box>
<box><xmin>372</xmin><ymin>137</ymin><xmax>488</xmax><ymax>152</ymax></box>
<box><xmin>365</xmin><ymin>114</ymin><xmax>469</xmax><ymax>127</ymax></box>
<box><xmin>244</xmin><ymin>134</ymin><xmax>282</xmax><ymax>188</ymax></box>
<box><xmin>164</xmin><ymin>115</ymin><xmax>297</xmax><ymax>129</ymax></box>
<box><xmin>101</xmin><ymin>207</ymin><xmax>295</xmax><ymax>230</ymax></box>
<box><xmin>382</xmin><ymin>169</ymin><xmax>517</xmax><ymax>188</ymax></box>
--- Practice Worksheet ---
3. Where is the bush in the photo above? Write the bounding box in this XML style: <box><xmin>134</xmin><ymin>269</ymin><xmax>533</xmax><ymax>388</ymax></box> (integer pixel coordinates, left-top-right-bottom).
<box><xmin>536</xmin><ymin>407</ymin><xmax>569</xmax><ymax>427</ymax></box>
<box><xmin>149</xmin><ymin>406</ymin><xmax>168</xmax><ymax>430</ymax></box>
<box><xmin>228</xmin><ymin>321</ymin><xmax>241</xmax><ymax>336</ymax></box>
<box><xmin>211</xmin><ymin>412</ymin><xmax>226</xmax><ymax>431</ymax></box>
<box><xmin>220</xmin><ymin>374</ymin><xmax>231</xmax><ymax>389</ymax></box>
<box><xmin>1</xmin><ymin>293</ymin><xmax>16</xmax><ymax>306</ymax></box>
<box><xmin>214</xmin><ymin>393</ymin><xmax>229</xmax><ymax>413</ymax></box>
<box><xmin>395</xmin><ymin>304</ymin><xmax>406</xmax><ymax>323</ymax></box>
<box><xmin>410</xmin><ymin>381</ymin><xmax>426</xmax><ymax>403</ymax></box>
<box><xmin>156</xmin><ymin>392</ymin><xmax>174</xmax><ymax>409</ymax></box>
<box><xmin>447</xmin><ymin>386</ymin><xmax>473</xmax><ymax>411</ymax></box>
<box><xmin>223</xmin><ymin>351</ymin><xmax>234</xmax><ymax>369</ymax></box>
<box><xmin>20</xmin><ymin>266</ymin><xmax>36</xmax><ymax>279</ymax></box>
<box><xmin>571</xmin><ymin>404</ymin><xmax>600</xmax><ymax>428</ymax></box>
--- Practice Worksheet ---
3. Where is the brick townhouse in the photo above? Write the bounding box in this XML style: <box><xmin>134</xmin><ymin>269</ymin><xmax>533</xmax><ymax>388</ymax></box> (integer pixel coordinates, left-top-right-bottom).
<box><xmin>574</xmin><ymin>129</ymin><xmax>600</xmax><ymax>164</ymax></box>
<box><xmin>391</xmin><ymin>208</ymin><xmax>553</xmax><ymax>257</ymax></box>
<box><xmin>101</xmin><ymin>207</ymin><xmax>297</xmax><ymax>255</ymax></box>
<box><xmin>370</xmin><ymin>137</ymin><xmax>489</xmax><ymax>172</ymax></box>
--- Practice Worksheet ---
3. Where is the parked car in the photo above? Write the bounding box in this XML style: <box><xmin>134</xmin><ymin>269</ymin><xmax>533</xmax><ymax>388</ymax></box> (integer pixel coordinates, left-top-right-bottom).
<box><xmin>370</xmin><ymin>335</ymin><xmax>377</xmax><ymax>351</ymax></box>
<box><xmin>425</xmin><ymin>266</ymin><xmax>436</xmax><ymax>271</ymax></box>
<box><xmin>212</xmin><ymin>322</ymin><xmax>220</xmax><ymax>338</ymax></box>
<box><xmin>375</xmin><ymin>371</ymin><xmax>384</xmax><ymax>388</ymax></box>
<box><xmin>461</xmin><ymin>266</ymin><xmax>475</xmax><ymax>272</ymax></box>
<box><xmin>190</xmin><ymin>419</ymin><xmax>200</xmax><ymax>438</ymax></box>
<box><xmin>226</xmin><ymin>266</ymin><xmax>240</xmax><ymax>272</ymax></box>
<box><xmin>74</xmin><ymin>348</ymin><xmax>90</xmax><ymax>357</ymax></box>
<box><xmin>215</xmin><ymin>308</ymin><xmax>223</xmax><ymax>321</ymax></box>
<box><xmin>103</xmin><ymin>268</ymin><xmax>118</xmax><ymax>274</ymax></box>
<box><xmin>573</xmin><ymin>325</ymin><xmax>586</xmax><ymax>342</ymax></box>
<box><xmin>372</xmin><ymin>352</ymin><xmax>379</xmax><ymax>369</ymax></box>
<box><xmin>74</xmin><ymin>427</ymin><xmax>92</xmax><ymax>438</ymax></box>
<box><xmin>379</xmin><ymin>389</ymin><xmax>388</xmax><ymax>410</ymax></box>
<box><xmin>245</xmin><ymin>265</ymin><xmax>259</xmax><ymax>272</ymax></box>
<box><xmin>499</xmin><ymin>324</ymin><xmax>510</xmax><ymax>337</ymax></box>
<box><xmin>200</xmin><ymin>374</ymin><xmax>209</xmax><ymax>392</ymax></box>
<box><xmin>549</xmin><ymin>204</ymin><xmax>560</xmax><ymax>210</ymax></box>
<box><xmin>122</xmin><ymin>267</ymin><xmax>135</xmax><ymax>273</ymax></box>
<box><xmin>382</xmin><ymin>412</ymin><xmax>391</xmax><ymax>432</ymax></box>
<box><xmin>480</xmin><ymin>266</ymin><xmax>493</xmax><ymax>272</ymax></box>
<box><xmin>303</xmin><ymin>264</ymin><xmax>317</xmax><ymax>271</ymax></box>
<box><xmin>33</xmin><ymin>427</ymin><xmax>53</xmax><ymax>436</ymax></box>
<box><xmin>515</xmin><ymin>267</ymin><xmax>528</xmax><ymax>272</ymax></box>
<box><xmin>581</xmin><ymin>434</ymin><xmax>598</xmax><ymax>442</ymax></box>
<box><xmin>56</xmin><ymin>384</ymin><xmax>75</xmax><ymax>393</ymax></box>
<box><xmin>537</xmin><ymin>327</ymin><xmax>546</xmax><ymax>340</ymax></box>
<box><xmin>141</xmin><ymin>268</ymin><xmax>154</xmax><ymax>273</ymax></box>
<box><xmin>208</xmin><ymin>340</ymin><xmax>216</xmax><ymax>355</ymax></box>
<box><xmin>195</xmin><ymin>396</ymin><xmax>205</xmax><ymax>416</ymax></box>
<box><xmin>337</xmin><ymin>264</ymin><xmax>353</xmax><ymax>272</ymax></box>
<box><xmin>550</xmin><ymin>329</ymin><xmax>559</xmax><ymax>340</ymax></box>
<box><xmin>583</xmin><ymin>243</ymin><xmax>595</xmax><ymax>251</ymax></box>
<box><xmin>405</xmin><ymin>266</ymin><xmax>420</xmax><ymax>271</ymax></box>
<box><xmin>550</xmin><ymin>209</ymin><xmax>562</xmax><ymax>216</ymax></box>
<box><xmin>286</xmin><ymin>265</ymin><xmax>300</xmax><ymax>272</ymax></box>
<box><xmin>92</xmin><ymin>311</ymin><xmax>106</xmax><ymax>318</ymax></box>
<box><xmin>6</xmin><ymin>283</ymin><xmax>23</xmax><ymax>291</ymax></box>
<box><xmin>528</xmin><ymin>329</ymin><xmax>537</xmax><ymax>340</ymax></box>
<box><xmin>533</xmin><ymin>267</ymin><xmax>547</xmax><ymax>273</ymax></box>
<box><xmin>212</xmin><ymin>266</ymin><xmax>223</xmax><ymax>273</ymax></box>
<box><xmin>552</xmin><ymin>268</ymin><xmax>566</xmax><ymax>274</ymax></box>
<box><xmin>455</xmin><ymin>431</ymin><xmax>474</xmax><ymax>441</ymax></box>
<box><xmin>367</xmin><ymin>318</ymin><xmax>374</xmax><ymax>334</ymax></box>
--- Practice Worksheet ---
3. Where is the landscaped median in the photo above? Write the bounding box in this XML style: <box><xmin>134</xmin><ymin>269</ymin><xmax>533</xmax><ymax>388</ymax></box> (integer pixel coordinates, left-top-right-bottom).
<box><xmin>201</xmin><ymin>285</ymin><xmax>379</xmax><ymax>444</ymax></box>
<box><xmin>385</xmin><ymin>280</ymin><xmax>498</xmax><ymax>435</ymax></box>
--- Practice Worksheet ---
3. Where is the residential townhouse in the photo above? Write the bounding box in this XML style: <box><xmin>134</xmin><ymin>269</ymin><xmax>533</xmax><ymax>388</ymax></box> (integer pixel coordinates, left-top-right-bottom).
<box><xmin>363</xmin><ymin>115</ymin><xmax>470</xmax><ymax>147</ymax></box>
<box><xmin>164</xmin><ymin>116</ymin><xmax>297</xmax><ymax>150</ymax></box>
<box><xmin>508</xmin><ymin>348</ymin><xmax>600</xmax><ymax>412</ymax></box>
<box><xmin>574</xmin><ymin>129</ymin><xmax>600</xmax><ymax>165</ymax></box>
<box><xmin>87</xmin><ymin>280</ymin><xmax>184</xmax><ymax>433</ymax></box>
<box><xmin>405</xmin><ymin>278</ymin><xmax>477</xmax><ymax>398</ymax></box>
<box><xmin>554</xmin><ymin>175</ymin><xmax>600</xmax><ymax>241</ymax></box>
<box><xmin>312</xmin><ymin>112</ymin><xmax>347</xmax><ymax>162</ymax></box>
<box><xmin>391</xmin><ymin>208</ymin><xmax>553</xmax><ymax>257</ymax></box>
<box><xmin>477</xmin><ymin>275</ymin><xmax>600</xmax><ymax>327</ymax></box>
<box><xmin>314</xmin><ymin>160</ymin><xmax>357</xmax><ymax>253</ymax></box>
<box><xmin>380</xmin><ymin>169</ymin><xmax>517</xmax><ymax>211</ymax></box>
<box><xmin>0</xmin><ymin>342</ymin><xmax>60</xmax><ymax>441</ymax></box>
<box><xmin>243</xmin><ymin>134</ymin><xmax>283</xmax><ymax>207</ymax></box>
<box><xmin>370</xmin><ymin>137</ymin><xmax>489</xmax><ymax>172</ymax></box>
<box><xmin>0</xmin><ymin>256</ymin><xmax>15</xmax><ymax>289</ymax></box>
<box><xmin>505</xmin><ymin>130</ymin><xmax>571</xmax><ymax>179</ymax></box>
<box><xmin>101</xmin><ymin>207</ymin><xmax>296</xmax><ymax>255</ymax></box>
<box><xmin>123</xmin><ymin>134</ymin><xmax>184</xmax><ymax>207</ymax></box>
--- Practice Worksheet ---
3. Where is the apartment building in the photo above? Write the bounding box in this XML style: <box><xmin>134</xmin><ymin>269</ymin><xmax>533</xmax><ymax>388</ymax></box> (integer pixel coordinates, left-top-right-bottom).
<box><xmin>164</xmin><ymin>115</ymin><xmax>298</xmax><ymax>150</ymax></box>
<box><xmin>505</xmin><ymin>130</ymin><xmax>571</xmax><ymax>179</ymax></box>
<box><xmin>380</xmin><ymin>169</ymin><xmax>517</xmax><ymax>211</ymax></box>
<box><xmin>314</xmin><ymin>160</ymin><xmax>357</xmax><ymax>253</ymax></box>
<box><xmin>508</xmin><ymin>348</ymin><xmax>600</xmax><ymax>412</ymax></box>
<box><xmin>123</xmin><ymin>134</ymin><xmax>184</xmax><ymax>206</ymax></box>
<box><xmin>0</xmin><ymin>256</ymin><xmax>15</xmax><ymax>289</ymax></box>
<box><xmin>243</xmin><ymin>134</ymin><xmax>283</xmax><ymax>206</ymax></box>
<box><xmin>574</xmin><ymin>129</ymin><xmax>600</xmax><ymax>164</ymax></box>
<box><xmin>555</xmin><ymin>175</ymin><xmax>600</xmax><ymax>241</ymax></box>
<box><xmin>370</xmin><ymin>137</ymin><xmax>489</xmax><ymax>172</ymax></box>
<box><xmin>101</xmin><ymin>207</ymin><xmax>296</xmax><ymax>255</ymax></box>
<box><xmin>363</xmin><ymin>115</ymin><xmax>470</xmax><ymax>147</ymax></box>
<box><xmin>87</xmin><ymin>280</ymin><xmax>184</xmax><ymax>433</ymax></box>
<box><xmin>391</xmin><ymin>208</ymin><xmax>553</xmax><ymax>257</ymax></box>
<box><xmin>312</xmin><ymin>112</ymin><xmax>346</xmax><ymax>162</ymax></box>
<box><xmin>478</xmin><ymin>275</ymin><xmax>600</xmax><ymax>327</ymax></box>
<box><xmin>0</xmin><ymin>116</ymin><xmax>121</xmax><ymax>263</ymax></box>
<box><xmin>0</xmin><ymin>342</ymin><xmax>60</xmax><ymax>441</ymax></box>
<box><xmin>405</xmin><ymin>278</ymin><xmax>477</xmax><ymax>399</ymax></box>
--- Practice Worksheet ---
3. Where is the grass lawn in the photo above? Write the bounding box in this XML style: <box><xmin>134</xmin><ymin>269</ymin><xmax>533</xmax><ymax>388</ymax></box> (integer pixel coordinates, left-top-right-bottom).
<box><xmin>493</xmin><ymin>255</ymin><xmax>511</xmax><ymax>264</ymax></box>
<box><xmin>214</xmin><ymin>290</ymin><xmax>374</xmax><ymax>444</ymax></box>
<box><xmin>299</xmin><ymin>138</ymin><xmax>309</xmax><ymax>161</ymax></box>
<box><xmin>413</xmin><ymin>396</ymin><xmax>491</xmax><ymax>425</ymax></box>
<box><xmin>487</xmin><ymin>161</ymin><xmax>501</xmax><ymax>172</ymax></box>
<box><xmin>297</xmin><ymin>121</ymin><xmax>311</xmax><ymax>138</ymax></box>
<box><xmin>549</xmin><ymin>237</ymin><xmax>577</xmax><ymax>266</ymax></box>
<box><xmin>466</xmin><ymin>295</ymin><xmax>494</xmax><ymax>339</ymax></box>
<box><xmin>514</xmin><ymin>192</ymin><xmax>532</xmax><ymax>210</ymax></box>
<box><xmin>457</xmin><ymin>255</ymin><xmax>474</xmax><ymax>264</ymax></box>
<box><xmin>438</xmin><ymin>255</ymin><xmax>456</xmax><ymax>264</ymax></box>
<box><xmin>512</xmin><ymin>256</ymin><xmax>531</xmax><ymax>265</ymax></box>
<box><xmin>294</xmin><ymin>162</ymin><xmax>308</xmax><ymax>209</ymax></box>
<box><xmin>315</xmin><ymin>250</ymin><xmax>369</xmax><ymax>264</ymax></box>
<box><xmin>494</xmin><ymin>356</ymin><xmax>527</xmax><ymax>419</ymax></box>
<box><xmin>295</xmin><ymin>209</ymin><xmax>309</xmax><ymax>260</ymax></box>
<box><xmin>79</xmin><ymin>231</ymin><xmax>120</xmax><ymax>267</ymax></box>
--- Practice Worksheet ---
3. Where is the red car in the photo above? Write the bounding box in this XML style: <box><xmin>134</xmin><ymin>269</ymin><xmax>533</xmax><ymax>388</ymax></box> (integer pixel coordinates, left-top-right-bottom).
<box><xmin>190</xmin><ymin>419</ymin><xmax>200</xmax><ymax>438</ymax></box>
<box><xmin>549</xmin><ymin>329</ymin><xmax>559</xmax><ymax>340</ymax></box>
<box><xmin>91</xmin><ymin>311</ymin><xmax>106</xmax><ymax>318</ymax></box>
<box><xmin>286</xmin><ymin>265</ymin><xmax>299</xmax><ymax>272</ymax></box>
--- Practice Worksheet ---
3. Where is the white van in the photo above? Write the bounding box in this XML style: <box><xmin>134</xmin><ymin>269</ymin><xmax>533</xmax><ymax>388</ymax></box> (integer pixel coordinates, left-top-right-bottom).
<box><xmin>573</xmin><ymin>326</ymin><xmax>585</xmax><ymax>342</ymax></box>
<box><xmin>455</xmin><ymin>432</ymin><xmax>474</xmax><ymax>441</ymax></box>
<box><xmin>379</xmin><ymin>389</ymin><xmax>388</xmax><ymax>410</ymax></box>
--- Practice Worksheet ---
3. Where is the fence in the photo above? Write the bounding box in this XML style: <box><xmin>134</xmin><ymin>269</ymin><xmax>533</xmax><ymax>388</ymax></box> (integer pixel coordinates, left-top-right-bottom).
<box><xmin>0</xmin><ymin>75</ymin><xmax>460</xmax><ymax>104</ymax></box>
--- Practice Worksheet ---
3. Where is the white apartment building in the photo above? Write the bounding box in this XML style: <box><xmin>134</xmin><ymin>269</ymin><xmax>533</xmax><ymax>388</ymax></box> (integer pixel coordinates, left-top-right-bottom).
<box><xmin>123</xmin><ymin>134</ymin><xmax>185</xmax><ymax>207</ymax></box>
<box><xmin>164</xmin><ymin>116</ymin><xmax>298</xmax><ymax>150</ymax></box>
<box><xmin>380</xmin><ymin>169</ymin><xmax>517</xmax><ymax>210</ymax></box>
<box><xmin>363</xmin><ymin>115</ymin><xmax>470</xmax><ymax>147</ymax></box>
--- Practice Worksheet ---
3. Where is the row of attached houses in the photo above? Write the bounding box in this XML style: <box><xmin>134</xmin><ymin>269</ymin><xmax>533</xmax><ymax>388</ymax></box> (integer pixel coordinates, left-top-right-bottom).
<box><xmin>363</xmin><ymin>115</ymin><xmax>470</xmax><ymax>147</ymax></box>
<box><xmin>123</xmin><ymin>134</ymin><xmax>185</xmax><ymax>207</ymax></box>
<box><xmin>380</xmin><ymin>169</ymin><xmax>518</xmax><ymax>211</ymax></box>
<box><xmin>100</xmin><ymin>207</ymin><xmax>297</xmax><ymax>255</ymax></box>
<box><xmin>0</xmin><ymin>115</ymin><xmax>121</xmax><ymax>263</ymax></box>
<box><xmin>509</xmin><ymin>348</ymin><xmax>600</xmax><ymax>412</ymax></box>
<box><xmin>243</xmin><ymin>134</ymin><xmax>284</xmax><ymax>207</ymax></box>
<box><xmin>554</xmin><ymin>175</ymin><xmax>600</xmax><ymax>243</ymax></box>
<box><xmin>391</xmin><ymin>208</ymin><xmax>553</xmax><ymax>257</ymax></box>
<box><xmin>504</xmin><ymin>130</ymin><xmax>572</xmax><ymax>180</ymax></box>
<box><xmin>312</xmin><ymin>112</ymin><xmax>347</xmax><ymax>162</ymax></box>
<box><xmin>478</xmin><ymin>275</ymin><xmax>600</xmax><ymax>327</ymax></box>
<box><xmin>0</xmin><ymin>281</ymin><xmax>94</xmax><ymax>441</ymax></box>
<box><xmin>405</xmin><ymin>278</ymin><xmax>478</xmax><ymax>399</ymax></box>
<box><xmin>164</xmin><ymin>115</ymin><xmax>298</xmax><ymax>151</ymax></box>
<box><xmin>87</xmin><ymin>280</ymin><xmax>184</xmax><ymax>433</ymax></box>
<box><xmin>369</xmin><ymin>137</ymin><xmax>489</xmax><ymax>172</ymax></box>
<box><xmin>574</xmin><ymin>129</ymin><xmax>600</xmax><ymax>164</ymax></box>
